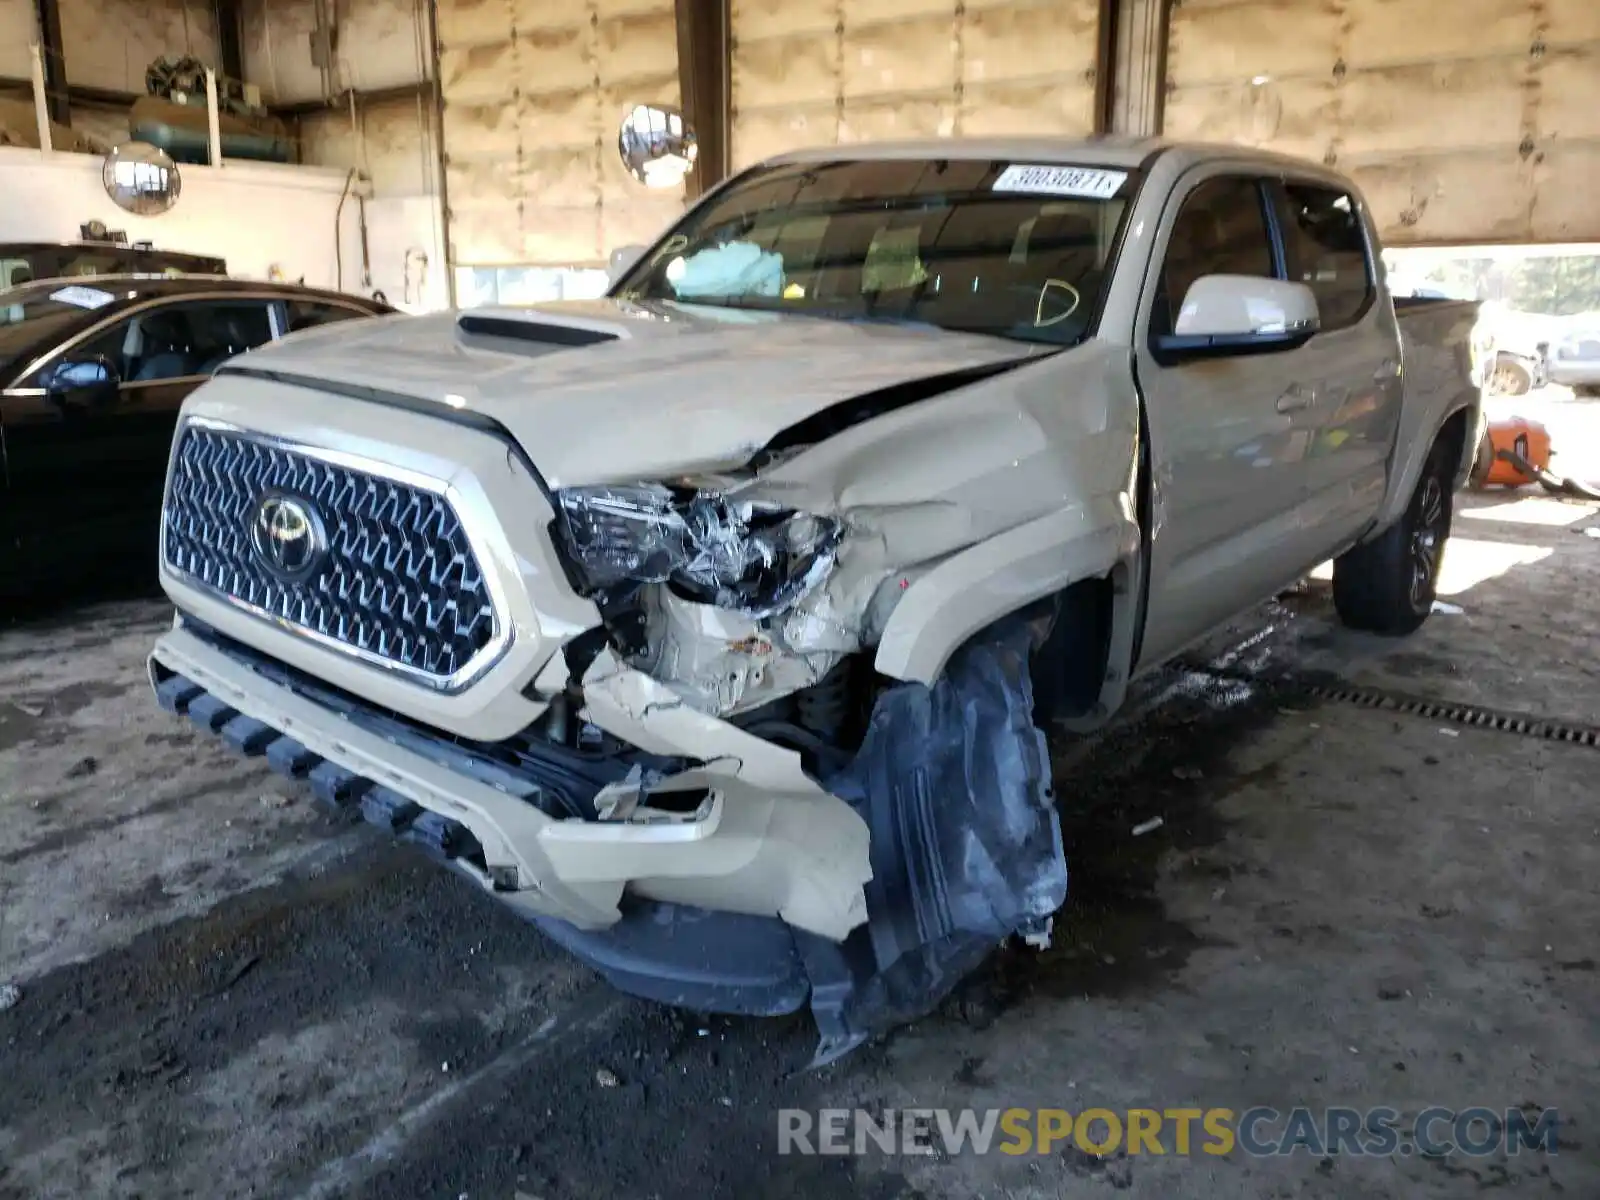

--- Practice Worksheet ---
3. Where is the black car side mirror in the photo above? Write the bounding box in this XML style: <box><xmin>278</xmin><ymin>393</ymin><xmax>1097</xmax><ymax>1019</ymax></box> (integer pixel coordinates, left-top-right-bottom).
<box><xmin>43</xmin><ymin>355</ymin><xmax>121</xmax><ymax>406</ymax></box>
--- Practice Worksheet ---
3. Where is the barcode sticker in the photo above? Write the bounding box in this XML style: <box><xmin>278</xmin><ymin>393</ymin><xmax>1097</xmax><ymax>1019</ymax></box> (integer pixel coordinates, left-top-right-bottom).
<box><xmin>991</xmin><ymin>164</ymin><xmax>1128</xmax><ymax>200</ymax></box>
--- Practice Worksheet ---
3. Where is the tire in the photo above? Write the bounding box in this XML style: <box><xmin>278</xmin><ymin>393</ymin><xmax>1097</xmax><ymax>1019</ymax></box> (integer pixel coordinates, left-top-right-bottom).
<box><xmin>1489</xmin><ymin>356</ymin><xmax>1532</xmax><ymax>397</ymax></box>
<box><xmin>1333</xmin><ymin>442</ymin><xmax>1453</xmax><ymax>636</ymax></box>
<box><xmin>1573</xmin><ymin>384</ymin><xmax>1600</xmax><ymax>400</ymax></box>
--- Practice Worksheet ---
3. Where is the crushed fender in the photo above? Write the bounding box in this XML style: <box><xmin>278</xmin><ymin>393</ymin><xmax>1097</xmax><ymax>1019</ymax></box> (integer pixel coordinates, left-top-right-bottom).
<box><xmin>797</xmin><ymin>618</ymin><xmax>1067</xmax><ymax>1064</ymax></box>
<box><xmin>526</xmin><ymin>620</ymin><xmax>1064</xmax><ymax>1062</ymax></box>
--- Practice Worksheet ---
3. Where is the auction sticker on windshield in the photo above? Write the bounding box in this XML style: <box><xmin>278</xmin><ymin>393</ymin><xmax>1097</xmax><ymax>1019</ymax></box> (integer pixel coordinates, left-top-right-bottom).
<box><xmin>49</xmin><ymin>285</ymin><xmax>116</xmax><ymax>309</ymax></box>
<box><xmin>992</xmin><ymin>165</ymin><xmax>1128</xmax><ymax>199</ymax></box>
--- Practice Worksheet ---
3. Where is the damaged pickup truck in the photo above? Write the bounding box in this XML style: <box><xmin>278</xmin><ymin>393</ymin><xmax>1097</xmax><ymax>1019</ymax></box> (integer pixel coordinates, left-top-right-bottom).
<box><xmin>148</xmin><ymin>139</ymin><xmax>1482</xmax><ymax>1060</ymax></box>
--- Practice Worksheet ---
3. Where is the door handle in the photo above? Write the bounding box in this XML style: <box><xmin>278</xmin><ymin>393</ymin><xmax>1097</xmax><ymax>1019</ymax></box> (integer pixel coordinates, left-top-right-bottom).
<box><xmin>1373</xmin><ymin>358</ymin><xmax>1400</xmax><ymax>383</ymax></box>
<box><xmin>1276</xmin><ymin>384</ymin><xmax>1315</xmax><ymax>413</ymax></box>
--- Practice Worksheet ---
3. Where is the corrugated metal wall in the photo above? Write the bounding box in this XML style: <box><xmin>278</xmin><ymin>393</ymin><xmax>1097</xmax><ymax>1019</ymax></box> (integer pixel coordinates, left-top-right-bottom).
<box><xmin>729</xmin><ymin>0</ymin><xmax>1102</xmax><ymax>171</ymax></box>
<box><xmin>1164</xmin><ymin>0</ymin><xmax>1600</xmax><ymax>245</ymax></box>
<box><xmin>246</xmin><ymin>0</ymin><xmax>437</xmax><ymax>199</ymax></box>
<box><xmin>0</xmin><ymin>0</ymin><xmax>35</xmax><ymax>82</ymax></box>
<box><xmin>300</xmin><ymin>96</ymin><xmax>438</xmax><ymax>195</ymax></box>
<box><xmin>436</xmin><ymin>0</ymin><xmax>683</xmax><ymax>267</ymax></box>
<box><xmin>242</xmin><ymin>0</ymin><xmax>430</xmax><ymax>103</ymax></box>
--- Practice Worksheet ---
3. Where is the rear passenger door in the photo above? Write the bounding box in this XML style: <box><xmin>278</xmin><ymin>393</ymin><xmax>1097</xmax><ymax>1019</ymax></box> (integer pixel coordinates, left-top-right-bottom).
<box><xmin>1271</xmin><ymin>180</ymin><xmax>1402</xmax><ymax>551</ymax></box>
<box><xmin>1133</xmin><ymin>171</ymin><xmax>1329</xmax><ymax>669</ymax></box>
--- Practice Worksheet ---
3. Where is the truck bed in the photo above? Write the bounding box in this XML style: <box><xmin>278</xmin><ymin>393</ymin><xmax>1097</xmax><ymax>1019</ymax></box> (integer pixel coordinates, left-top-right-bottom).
<box><xmin>1395</xmin><ymin>294</ymin><xmax>1485</xmax><ymax>401</ymax></box>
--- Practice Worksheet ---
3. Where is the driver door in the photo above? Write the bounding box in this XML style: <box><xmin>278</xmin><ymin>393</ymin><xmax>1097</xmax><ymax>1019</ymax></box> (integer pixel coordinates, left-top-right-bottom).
<box><xmin>1132</xmin><ymin>170</ymin><xmax>1326</xmax><ymax>669</ymax></box>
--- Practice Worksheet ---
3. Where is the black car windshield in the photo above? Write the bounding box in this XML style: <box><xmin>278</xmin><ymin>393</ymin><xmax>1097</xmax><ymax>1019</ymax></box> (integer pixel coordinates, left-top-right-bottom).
<box><xmin>612</xmin><ymin>158</ymin><xmax>1136</xmax><ymax>346</ymax></box>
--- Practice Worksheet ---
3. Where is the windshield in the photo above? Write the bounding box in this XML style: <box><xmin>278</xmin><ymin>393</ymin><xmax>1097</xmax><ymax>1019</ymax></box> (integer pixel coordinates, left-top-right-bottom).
<box><xmin>612</xmin><ymin>158</ymin><xmax>1135</xmax><ymax>346</ymax></box>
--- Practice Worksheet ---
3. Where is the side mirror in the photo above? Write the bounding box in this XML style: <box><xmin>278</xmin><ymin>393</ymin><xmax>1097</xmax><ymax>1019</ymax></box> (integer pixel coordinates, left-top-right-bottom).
<box><xmin>1160</xmin><ymin>275</ymin><xmax>1320</xmax><ymax>359</ymax></box>
<box><xmin>607</xmin><ymin>244</ymin><xmax>646</xmax><ymax>287</ymax></box>
<box><xmin>43</xmin><ymin>355</ymin><xmax>121</xmax><ymax>405</ymax></box>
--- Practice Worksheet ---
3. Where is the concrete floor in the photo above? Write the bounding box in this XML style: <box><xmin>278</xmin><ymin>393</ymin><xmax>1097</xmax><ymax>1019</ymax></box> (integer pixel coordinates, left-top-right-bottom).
<box><xmin>1</xmin><ymin>392</ymin><xmax>1597</xmax><ymax>1200</ymax></box>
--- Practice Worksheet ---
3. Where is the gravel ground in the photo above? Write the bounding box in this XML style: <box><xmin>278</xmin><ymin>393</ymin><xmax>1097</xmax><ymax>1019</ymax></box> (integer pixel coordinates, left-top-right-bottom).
<box><xmin>2</xmin><ymin>399</ymin><xmax>1598</xmax><ymax>1199</ymax></box>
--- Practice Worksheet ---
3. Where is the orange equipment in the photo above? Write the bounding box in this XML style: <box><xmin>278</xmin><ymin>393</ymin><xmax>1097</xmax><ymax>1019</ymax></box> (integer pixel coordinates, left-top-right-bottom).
<box><xmin>1470</xmin><ymin>416</ymin><xmax>1553</xmax><ymax>488</ymax></box>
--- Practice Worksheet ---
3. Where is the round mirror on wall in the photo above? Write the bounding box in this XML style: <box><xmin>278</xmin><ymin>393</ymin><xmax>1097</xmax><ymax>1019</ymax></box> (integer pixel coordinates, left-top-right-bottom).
<box><xmin>102</xmin><ymin>141</ymin><xmax>182</xmax><ymax>215</ymax></box>
<box><xmin>618</xmin><ymin>104</ymin><xmax>698</xmax><ymax>189</ymax></box>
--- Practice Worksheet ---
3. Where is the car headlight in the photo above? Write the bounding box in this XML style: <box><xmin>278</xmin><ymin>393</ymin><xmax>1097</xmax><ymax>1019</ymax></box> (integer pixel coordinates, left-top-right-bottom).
<box><xmin>553</xmin><ymin>483</ymin><xmax>841</xmax><ymax>617</ymax></box>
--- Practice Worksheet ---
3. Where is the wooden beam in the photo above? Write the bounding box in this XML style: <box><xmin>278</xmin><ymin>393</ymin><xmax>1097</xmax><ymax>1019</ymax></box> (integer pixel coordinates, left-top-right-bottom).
<box><xmin>1152</xmin><ymin>0</ymin><xmax>1172</xmax><ymax>135</ymax></box>
<box><xmin>0</xmin><ymin>76</ymin><xmax>138</xmax><ymax>109</ymax></box>
<box><xmin>270</xmin><ymin>79</ymin><xmax>431</xmax><ymax>118</ymax></box>
<box><xmin>1108</xmin><ymin>0</ymin><xmax>1172</xmax><ymax>137</ymax></box>
<box><xmin>1093</xmin><ymin>0</ymin><xmax>1120</xmax><ymax>135</ymax></box>
<box><xmin>215</xmin><ymin>0</ymin><xmax>245</xmax><ymax>84</ymax></box>
<box><xmin>31</xmin><ymin>0</ymin><xmax>68</xmax><ymax>125</ymax></box>
<box><xmin>674</xmin><ymin>0</ymin><xmax>730</xmax><ymax>200</ymax></box>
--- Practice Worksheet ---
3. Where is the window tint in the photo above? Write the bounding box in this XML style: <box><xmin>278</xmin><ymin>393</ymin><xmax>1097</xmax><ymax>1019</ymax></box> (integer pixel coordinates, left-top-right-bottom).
<box><xmin>1154</xmin><ymin>177</ymin><xmax>1276</xmax><ymax>337</ymax></box>
<box><xmin>32</xmin><ymin>300</ymin><xmax>276</xmax><ymax>386</ymax></box>
<box><xmin>24</xmin><ymin>316</ymin><xmax>138</xmax><ymax>385</ymax></box>
<box><xmin>285</xmin><ymin>299</ymin><xmax>369</xmax><ymax>333</ymax></box>
<box><xmin>69</xmin><ymin>324</ymin><xmax>130</xmax><ymax>371</ymax></box>
<box><xmin>1279</xmin><ymin>183</ymin><xmax>1371</xmax><ymax>329</ymax></box>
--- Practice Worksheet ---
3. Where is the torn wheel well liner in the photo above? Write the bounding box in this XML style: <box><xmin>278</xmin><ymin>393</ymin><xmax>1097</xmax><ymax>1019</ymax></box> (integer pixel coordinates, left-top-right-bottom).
<box><xmin>1030</xmin><ymin>574</ymin><xmax>1117</xmax><ymax>720</ymax></box>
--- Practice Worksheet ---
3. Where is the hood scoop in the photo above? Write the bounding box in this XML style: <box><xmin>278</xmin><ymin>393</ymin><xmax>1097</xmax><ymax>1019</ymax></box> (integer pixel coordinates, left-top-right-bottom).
<box><xmin>456</xmin><ymin>308</ymin><xmax>627</xmax><ymax>355</ymax></box>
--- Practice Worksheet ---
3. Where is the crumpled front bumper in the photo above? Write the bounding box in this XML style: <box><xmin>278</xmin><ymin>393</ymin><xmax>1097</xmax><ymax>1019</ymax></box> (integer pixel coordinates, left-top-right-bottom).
<box><xmin>149</xmin><ymin>620</ymin><xmax>872</xmax><ymax>941</ymax></box>
<box><xmin>153</xmin><ymin>615</ymin><xmax>1065</xmax><ymax>1065</ymax></box>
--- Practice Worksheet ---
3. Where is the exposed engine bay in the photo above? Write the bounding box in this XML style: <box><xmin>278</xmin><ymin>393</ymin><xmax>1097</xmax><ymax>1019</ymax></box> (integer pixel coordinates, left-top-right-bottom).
<box><xmin>553</xmin><ymin>481</ymin><xmax>862</xmax><ymax>719</ymax></box>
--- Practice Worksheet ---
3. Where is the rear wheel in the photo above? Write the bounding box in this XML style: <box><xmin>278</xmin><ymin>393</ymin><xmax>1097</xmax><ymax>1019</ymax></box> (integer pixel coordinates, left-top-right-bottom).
<box><xmin>1333</xmin><ymin>442</ymin><xmax>1453</xmax><ymax>636</ymax></box>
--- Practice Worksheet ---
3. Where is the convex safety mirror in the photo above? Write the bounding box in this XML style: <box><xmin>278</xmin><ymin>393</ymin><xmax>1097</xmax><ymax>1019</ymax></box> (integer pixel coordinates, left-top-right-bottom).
<box><xmin>103</xmin><ymin>141</ymin><xmax>182</xmax><ymax>215</ymax></box>
<box><xmin>618</xmin><ymin>104</ymin><xmax>697</xmax><ymax>189</ymax></box>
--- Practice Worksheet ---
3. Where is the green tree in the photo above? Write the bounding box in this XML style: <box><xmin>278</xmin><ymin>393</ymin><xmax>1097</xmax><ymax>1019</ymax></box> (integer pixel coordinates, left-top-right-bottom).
<box><xmin>1506</xmin><ymin>256</ymin><xmax>1600</xmax><ymax>316</ymax></box>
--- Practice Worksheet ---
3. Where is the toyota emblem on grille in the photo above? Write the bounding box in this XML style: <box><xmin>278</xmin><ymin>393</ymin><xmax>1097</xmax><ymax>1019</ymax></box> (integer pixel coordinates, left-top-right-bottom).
<box><xmin>250</xmin><ymin>493</ymin><xmax>327</xmax><ymax>583</ymax></box>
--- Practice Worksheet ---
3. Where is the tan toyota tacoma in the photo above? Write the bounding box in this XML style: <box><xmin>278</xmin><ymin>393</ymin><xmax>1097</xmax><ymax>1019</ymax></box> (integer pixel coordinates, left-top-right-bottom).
<box><xmin>149</xmin><ymin>138</ymin><xmax>1483</xmax><ymax>1060</ymax></box>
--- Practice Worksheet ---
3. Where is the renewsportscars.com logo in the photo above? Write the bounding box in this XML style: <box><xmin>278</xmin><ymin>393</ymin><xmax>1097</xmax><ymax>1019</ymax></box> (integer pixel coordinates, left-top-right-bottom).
<box><xmin>777</xmin><ymin>1106</ymin><xmax>1560</xmax><ymax>1159</ymax></box>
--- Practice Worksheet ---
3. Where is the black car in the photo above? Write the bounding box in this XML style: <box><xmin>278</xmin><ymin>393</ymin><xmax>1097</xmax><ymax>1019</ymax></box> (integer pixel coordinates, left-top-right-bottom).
<box><xmin>0</xmin><ymin>275</ymin><xmax>391</xmax><ymax>594</ymax></box>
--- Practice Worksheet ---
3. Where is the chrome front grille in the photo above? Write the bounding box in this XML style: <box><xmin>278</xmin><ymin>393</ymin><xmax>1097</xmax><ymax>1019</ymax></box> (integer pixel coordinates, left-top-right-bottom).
<box><xmin>162</xmin><ymin>423</ymin><xmax>501</xmax><ymax>688</ymax></box>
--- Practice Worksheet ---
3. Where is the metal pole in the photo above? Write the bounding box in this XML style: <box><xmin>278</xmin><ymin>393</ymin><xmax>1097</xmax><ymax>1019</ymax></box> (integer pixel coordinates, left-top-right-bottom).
<box><xmin>205</xmin><ymin>66</ymin><xmax>224</xmax><ymax>165</ymax></box>
<box><xmin>425</xmin><ymin>0</ymin><xmax>456</xmax><ymax>308</ymax></box>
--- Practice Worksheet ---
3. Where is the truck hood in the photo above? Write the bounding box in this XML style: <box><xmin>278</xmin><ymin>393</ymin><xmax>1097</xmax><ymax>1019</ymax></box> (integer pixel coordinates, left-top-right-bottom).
<box><xmin>222</xmin><ymin>298</ymin><xmax>1047</xmax><ymax>487</ymax></box>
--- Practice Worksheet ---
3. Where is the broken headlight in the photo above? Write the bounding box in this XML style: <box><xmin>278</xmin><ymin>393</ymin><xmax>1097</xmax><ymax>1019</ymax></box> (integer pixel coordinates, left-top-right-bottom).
<box><xmin>553</xmin><ymin>483</ymin><xmax>841</xmax><ymax>618</ymax></box>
